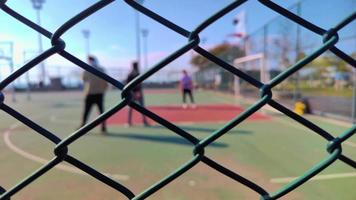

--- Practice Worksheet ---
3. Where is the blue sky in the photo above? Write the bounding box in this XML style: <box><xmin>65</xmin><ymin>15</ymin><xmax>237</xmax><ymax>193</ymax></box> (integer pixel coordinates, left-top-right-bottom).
<box><xmin>0</xmin><ymin>0</ymin><xmax>355</xmax><ymax>82</ymax></box>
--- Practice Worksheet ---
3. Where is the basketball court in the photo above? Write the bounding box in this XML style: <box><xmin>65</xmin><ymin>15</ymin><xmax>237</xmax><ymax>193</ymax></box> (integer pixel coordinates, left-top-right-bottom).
<box><xmin>107</xmin><ymin>103</ymin><xmax>270</xmax><ymax>125</ymax></box>
<box><xmin>0</xmin><ymin>0</ymin><xmax>355</xmax><ymax>199</ymax></box>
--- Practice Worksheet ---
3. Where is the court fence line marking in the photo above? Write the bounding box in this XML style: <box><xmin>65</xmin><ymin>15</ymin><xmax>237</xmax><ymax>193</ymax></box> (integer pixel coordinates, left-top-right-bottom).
<box><xmin>0</xmin><ymin>0</ymin><xmax>355</xmax><ymax>199</ymax></box>
<box><xmin>271</xmin><ymin>172</ymin><xmax>356</xmax><ymax>183</ymax></box>
<box><xmin>2</xmin><ymin>119</ymin><xmax>129</xmax><ymax>181</ymax></box>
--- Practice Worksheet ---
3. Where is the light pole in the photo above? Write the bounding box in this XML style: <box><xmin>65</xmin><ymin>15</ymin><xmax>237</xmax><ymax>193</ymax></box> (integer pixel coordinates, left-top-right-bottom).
<box><xmin>31</xmin><ymin>0</ymin><xmax>46</xmax><ymax>86</ymax></box>
<box><xmin>135</xmin><ymin>11</ymin><xmax>141</xmax><ymax>70</ymax></box>
<box><xmin>82</xmin><ymin>29</ymin><xmax>90</xmax><ymax>58</ymax></box>
<box><xmin>352</xmin><ymin>67</ymin><xmax>356</xmax><ymax>123</ymax></box>
<box><xmin>141</xmin><ymin>28</ymin><xmax>149</xmax><ymax>71</ymax></box>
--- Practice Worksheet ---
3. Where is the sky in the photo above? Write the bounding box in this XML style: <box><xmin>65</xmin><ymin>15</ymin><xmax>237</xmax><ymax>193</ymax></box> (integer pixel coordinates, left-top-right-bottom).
<box><xmin>0</xmin><ymin>0</ymin><xmax>355</xmax><ymax>83</ymax></box>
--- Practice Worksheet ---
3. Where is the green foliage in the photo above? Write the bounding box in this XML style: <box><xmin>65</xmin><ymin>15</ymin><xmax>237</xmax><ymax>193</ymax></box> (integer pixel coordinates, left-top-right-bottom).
<box><xmin>190</xmin><ymin>43</ymin><xmax>245</xmax><ymax>69</ymax></box>
<box><xmin>307</xmin><ymin>53</ymin><xmax>353</xmax><ymax>76</ymax></box>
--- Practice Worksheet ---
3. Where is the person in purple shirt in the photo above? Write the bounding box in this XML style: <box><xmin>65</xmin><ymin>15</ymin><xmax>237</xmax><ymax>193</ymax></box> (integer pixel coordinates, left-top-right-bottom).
<box><xmin>180</xmin><ymin>70</ymin><xmax>196</xmax><ymax>109</ymax></box>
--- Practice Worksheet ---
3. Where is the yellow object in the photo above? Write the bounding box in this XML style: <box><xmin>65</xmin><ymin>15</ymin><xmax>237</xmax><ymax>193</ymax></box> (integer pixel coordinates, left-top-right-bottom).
<box><xmin>294</xmin><ymin>101</ymin><xmax>306</xmax><ymax>115</ymax></box>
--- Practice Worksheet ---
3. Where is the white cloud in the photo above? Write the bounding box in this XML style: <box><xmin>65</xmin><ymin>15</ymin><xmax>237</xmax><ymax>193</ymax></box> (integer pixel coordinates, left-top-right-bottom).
<box><xmin>109</xmin><ymin>44</ymin><xmax>124</xmax><ymax>52</ymax></box>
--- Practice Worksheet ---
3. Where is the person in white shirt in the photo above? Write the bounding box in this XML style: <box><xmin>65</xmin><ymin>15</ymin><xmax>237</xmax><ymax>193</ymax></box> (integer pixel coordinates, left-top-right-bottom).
<box><xmin>81</xmin><ymin>55</ymin><xmax>108</xmax><ymax>133</ymax></box>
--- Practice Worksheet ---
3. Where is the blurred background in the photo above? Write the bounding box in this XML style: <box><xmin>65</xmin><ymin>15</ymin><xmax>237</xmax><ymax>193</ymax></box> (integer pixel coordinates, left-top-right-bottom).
<box><xmin>0</xmin><ymin>0</ymin><xmax>355</xmax><ymax>121</ymax></box>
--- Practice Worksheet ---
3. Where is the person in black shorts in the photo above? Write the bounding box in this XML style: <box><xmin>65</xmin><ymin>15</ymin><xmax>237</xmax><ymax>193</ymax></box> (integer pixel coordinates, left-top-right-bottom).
<box><xmin>126</xmin><ymin>61</ymin><xmax>149</xmax><ymax>127</ymax></box>
<box><xmin>81</xmin><ymin>55</ymin><xmax>108</xmax><ymax>133</ymax></box>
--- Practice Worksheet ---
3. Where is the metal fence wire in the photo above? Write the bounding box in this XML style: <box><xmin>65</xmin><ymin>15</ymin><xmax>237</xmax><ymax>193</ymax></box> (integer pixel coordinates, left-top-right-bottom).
<box><xmin>0</xmin><ymin>0</ymin><xmax>355</xmax><ymax>199</ymax></box>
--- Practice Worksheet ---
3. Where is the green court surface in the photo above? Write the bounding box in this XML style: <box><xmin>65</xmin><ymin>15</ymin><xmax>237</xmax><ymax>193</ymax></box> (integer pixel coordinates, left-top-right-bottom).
<box><xmin>0</xmin><ymin>89</ymin><xmax>355</xmax><ymax>200</ymax></box>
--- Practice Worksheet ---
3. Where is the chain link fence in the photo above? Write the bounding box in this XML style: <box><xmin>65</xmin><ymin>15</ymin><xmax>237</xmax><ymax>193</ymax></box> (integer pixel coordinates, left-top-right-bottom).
<box><xmin>244</xmin><ymin>0</ymin><xmax>356</xmax><ymax>122</ymax></box>
<box><xmin>195</xmin><ymin>0</ymin><xmax>356</xmax><ymax>121</ymax></box>
<box><xmin>0</xmin><ymin>0</ymin><xmax>355</xmax><ymax>199</ymax></box>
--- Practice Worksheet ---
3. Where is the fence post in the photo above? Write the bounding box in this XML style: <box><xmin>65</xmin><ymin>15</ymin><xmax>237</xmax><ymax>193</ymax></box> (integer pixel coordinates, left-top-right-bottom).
<box><xmin>293</xmin><ymin>1</ymin><xmax>302</xmax><ymax>102</ymax></box>
<box><xmin>352</xmin><ymin>68</ymin><xmax>356</xmax><ymax>123</ymax></box>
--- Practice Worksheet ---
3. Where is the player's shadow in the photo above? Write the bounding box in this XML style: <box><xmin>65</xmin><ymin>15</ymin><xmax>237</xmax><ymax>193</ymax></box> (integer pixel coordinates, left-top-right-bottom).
<box><xmin>148</xmin><ymin>125</ymin><xmax>252</xmax><ymax>135</ymax></box>
<box><xmin>102</xmin><ymin>132</ymin><xmax>228</xmax><ymax>148</ymax></box>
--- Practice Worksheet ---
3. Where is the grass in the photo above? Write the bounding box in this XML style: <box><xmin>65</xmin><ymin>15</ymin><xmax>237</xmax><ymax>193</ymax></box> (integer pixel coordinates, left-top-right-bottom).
<box><xmin>298</xmin><ymin>87</ymin><xmax>353</xmax><ymax>98</ymax></box>
<box><xmin>274</xmin><ymin>81</ymin><xmax>353</xmax><ymax>98</ymax></box>
<box><xmin>0</xmin><ymin>89</ymin><xmax>355</xmax><ymax>200</ymax></box>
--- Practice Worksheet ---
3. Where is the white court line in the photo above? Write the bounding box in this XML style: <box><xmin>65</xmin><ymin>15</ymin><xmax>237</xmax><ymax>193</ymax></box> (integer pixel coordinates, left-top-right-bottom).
<box><xmin>271</xmin><ymin>172</ymin><xmax>356</xmax><ymax>183</ymax></box>
<box><xmin>3</xmin><ymin>115</ymin><xmax>129</xmax><ymax>181</ymax></box>
<box><xmin>50</xmin><ymin>116</ymin><xmax>77</xmax><ymax>125</ymax></box>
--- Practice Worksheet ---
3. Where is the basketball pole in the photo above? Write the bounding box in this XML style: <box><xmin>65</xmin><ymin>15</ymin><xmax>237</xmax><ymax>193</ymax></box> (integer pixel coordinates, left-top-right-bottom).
<box><xmin>23</xmin><ymin>50</ymin><xmax>35</xmax><ymax>101</ymax></box>
<box><xmin>0</xmin><ymin>41</ymin><xmax>16</xmax><ymax>102</ymax></box>
<box><xmin>9</xmin><ymin>42</ymin><xmax>16</xmax><ymax>102</ymax></box>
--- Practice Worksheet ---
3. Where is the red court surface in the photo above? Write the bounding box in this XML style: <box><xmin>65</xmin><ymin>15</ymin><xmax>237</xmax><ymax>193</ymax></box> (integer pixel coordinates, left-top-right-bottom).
<box><xmin>107</xmin><ymin>104</ymin><xmax>270</xmax><ymax>125</ymax></box>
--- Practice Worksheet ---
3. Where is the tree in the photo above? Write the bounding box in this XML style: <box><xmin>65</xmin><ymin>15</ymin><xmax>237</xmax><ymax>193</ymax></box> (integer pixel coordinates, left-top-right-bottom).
<box><xmin>309</xmin><ymin>54</ymin><xmax>352</xmax><ymax>74</ymax></box>
<box><xmin>190</xmin><ymin>43</ymin><xmax>245</xmax><ymax>69</ymax></box>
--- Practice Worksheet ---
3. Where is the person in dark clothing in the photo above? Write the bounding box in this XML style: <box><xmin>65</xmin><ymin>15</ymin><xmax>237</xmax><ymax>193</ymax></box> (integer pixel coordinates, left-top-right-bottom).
<box><xmin>126</xmin><ymin>61</ymin><xmax>149</xmax><ymax>127</ymax></box>
<box><xmin>81</xmin><ymin>55</ymin><xmax>108</xmax><ymax>133</ymax></box>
